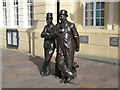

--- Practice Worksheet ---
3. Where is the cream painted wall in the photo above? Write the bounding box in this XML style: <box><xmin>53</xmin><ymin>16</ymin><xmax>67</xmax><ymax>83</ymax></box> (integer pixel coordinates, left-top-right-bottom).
<box><xmin>60</xmin><ymin>1</ymin><xmax>119</xmax><ymax>59</ymax></box>
<box><xmin>118</xmin><ymin>2</ymin><xmax>120</xmax><ymax>31</ymax></box>
<box><xmin>118</xmin><ymin>2</ymin><xmax>120</xmax><ymax>60</ymax></box>
<box><xmin>28</xmin><ymin>1</ymin><xmax>47</xmax><ymax>56</ymax></box>
<box><xmin>0</xmin><ymin>29</ymin><xmax>6</xmax><ymax>48</ymax></box>
<box><xmin>0</xmin><ymin>1</ymin><xmax>119</xmax><ymax>60</ymax></box>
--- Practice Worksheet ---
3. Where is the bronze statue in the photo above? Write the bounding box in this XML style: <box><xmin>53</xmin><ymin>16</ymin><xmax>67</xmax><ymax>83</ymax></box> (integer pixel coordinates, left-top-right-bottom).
<box><xmin>40</xmin><ymin>13</ymin><xmax>55</xmax><ymax>76</ymax></box>
<box><xmin>54</xmin><ymin>10</ymin><xmax>80</xmax><ymax>83</ymax></box>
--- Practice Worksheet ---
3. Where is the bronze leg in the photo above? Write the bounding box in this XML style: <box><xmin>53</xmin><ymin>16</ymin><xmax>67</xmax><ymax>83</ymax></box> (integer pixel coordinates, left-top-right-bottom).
<box><xmin>56</xmin><ymin>48</ymin><xmax>75</xmax><ymax>83</ymax></box>
<box><xmin>40</xmin><ymin>48</ymin><xmax>54</xmax><ymax>76</ymax></box>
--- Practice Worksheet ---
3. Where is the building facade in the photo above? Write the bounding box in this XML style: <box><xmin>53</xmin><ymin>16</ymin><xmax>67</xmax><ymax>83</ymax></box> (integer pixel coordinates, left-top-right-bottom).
<box><xmin>0</xmin><ymin>0</ymin><xmax>120</xmax><ymax>63</ymax></box>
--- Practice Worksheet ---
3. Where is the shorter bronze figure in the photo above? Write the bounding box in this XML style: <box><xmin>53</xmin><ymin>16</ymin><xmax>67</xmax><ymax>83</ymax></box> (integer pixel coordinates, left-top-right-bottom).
<box><xmin>40</xmin><ymin>13</ymin><xmax>55</xmax><ymax>76</ymax></box>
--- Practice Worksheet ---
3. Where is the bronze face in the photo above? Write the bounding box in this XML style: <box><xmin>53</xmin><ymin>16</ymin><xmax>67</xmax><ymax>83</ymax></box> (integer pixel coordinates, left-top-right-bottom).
<box><xmin>59</xmin><ymin>15</ymin><xmax>67</xmax><ymax>23</ymax></box>
<box><xmin>46</xmin><ymin>18</ymin><xmax>53</xmax><ymax>25</ymax></box>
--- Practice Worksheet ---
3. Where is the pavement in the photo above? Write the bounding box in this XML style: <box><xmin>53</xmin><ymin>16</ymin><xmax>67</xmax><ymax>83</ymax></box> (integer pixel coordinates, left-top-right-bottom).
<box><xmin>2</xmin><ymin>49</ymin><xmax>119</xmax><ymax>88</ymax></box>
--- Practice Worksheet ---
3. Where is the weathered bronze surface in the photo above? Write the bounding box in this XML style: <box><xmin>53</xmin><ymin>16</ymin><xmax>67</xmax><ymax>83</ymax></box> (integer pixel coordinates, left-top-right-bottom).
<box><xmin>41</xmin><ymin>10</ymin><xmax>80</xmax><ymax>83</ymax></box>
<box><xmin>53</xmin><ymin>10</ymin><xmax>80</xmax><ymax>83</ymax></box>
<box><xmin>40</xmin><ymin>13</ymin><xmax>55</xmax><ymax>76</ymax></box>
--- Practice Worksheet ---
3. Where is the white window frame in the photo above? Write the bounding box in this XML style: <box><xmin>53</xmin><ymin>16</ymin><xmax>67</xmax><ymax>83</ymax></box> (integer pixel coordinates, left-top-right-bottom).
<box><xmin>27</xmin><ymin>0</ymin><xmax>34</xmax><ymax>27</ymax></box>
<box><xmin>83</xmin><ymin>1</ymin><xmax>105</xmax><ymax>29</ymax></box>
<box><xmin>14</xmin><ymin>0</ymin><xmax>19</xmax><ymax>27</ymax></box>
<box><xmin>2</xmin><ymin>0</ymin><xmax>7</xmax><ymax>27</ymax></box>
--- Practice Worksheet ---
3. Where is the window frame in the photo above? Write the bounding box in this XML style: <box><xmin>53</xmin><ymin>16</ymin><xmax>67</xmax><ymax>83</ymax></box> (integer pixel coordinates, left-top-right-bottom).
<box><xmin>14</xmin><ymin>0</ymin><xmax>19</xmax><ymax>27</ymax></box>
<box><xmin>6</xmin><ymin>29</ymin><xmax>19</xmax><ymax>48</ymax></box>
<box><xmin>27</xmin><ymin>0</ymin><xmax>34</xmax><ymax>27</ymax></box>
<box><xmin>2</xmin><ymin>0</ymin><xmax>7</xmax><ymax>27</ymax></box>
<box><xmin>83</xmin><ymin>1</ymin><xmax>105</xmax><ymax>29</ymax></box>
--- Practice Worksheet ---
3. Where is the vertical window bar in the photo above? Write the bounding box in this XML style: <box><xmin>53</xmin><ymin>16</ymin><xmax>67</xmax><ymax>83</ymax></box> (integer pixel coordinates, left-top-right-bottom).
<box><xmin>14</xmin><ymin>0</ymin><xmax>19</xmax><ymax>26</ymax></box>
<box><xmin>16</xmin><ymin>0</ymin><xmax>18</xmax><ymax>5</ymax></box>
<box><xmin>3</xmin><ymin>0</ymin><xmax>7</xmax><ymax>26</ymax></box>
<box><xmin>3</xmin><ymin>0</ymin><xmax>6</xmax><ymax>7</ymax></box>
<box><xmin>27</xmin><ymin>0</ymin><xmax>33</xmax><ymax>27</ymax></box>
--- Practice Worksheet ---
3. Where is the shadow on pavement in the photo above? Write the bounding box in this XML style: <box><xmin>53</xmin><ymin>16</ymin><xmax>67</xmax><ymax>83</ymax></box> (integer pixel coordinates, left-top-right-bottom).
<box><xmin>29</xmin><ymin>55</ymin><xmax>55</xmax><ymax>76</ymax></box>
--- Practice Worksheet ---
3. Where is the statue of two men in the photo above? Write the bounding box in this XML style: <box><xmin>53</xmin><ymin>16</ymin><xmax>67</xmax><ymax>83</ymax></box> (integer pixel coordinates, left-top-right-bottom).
<box><xmin>40</xmin><ymin>10</ymin><xmax>80</xmax><ymax>83</ymax></box>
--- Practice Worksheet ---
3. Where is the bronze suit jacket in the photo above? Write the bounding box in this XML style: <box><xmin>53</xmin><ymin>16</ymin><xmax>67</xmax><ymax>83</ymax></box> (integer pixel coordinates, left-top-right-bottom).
<box><xmin>55</xmin><ymin>21</ymin><xmax>79</xmax><ymax>52</ymax></box>
<box><xmin>41</xmin><ymin>24</ymin><xmax>55</xmax><ymax>49</ymax></box>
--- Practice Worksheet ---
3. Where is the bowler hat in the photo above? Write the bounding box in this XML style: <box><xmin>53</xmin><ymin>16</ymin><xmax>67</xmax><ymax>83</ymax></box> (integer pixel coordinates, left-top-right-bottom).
<box><xmin>59</xmin><ymin>10</ymin><xmax>68</xmax><ymax>17</ymax></box>
<box><xmin>46</xmin><ymin>13</ymin><xmax>53</xmax><ymax>19</ymax></box>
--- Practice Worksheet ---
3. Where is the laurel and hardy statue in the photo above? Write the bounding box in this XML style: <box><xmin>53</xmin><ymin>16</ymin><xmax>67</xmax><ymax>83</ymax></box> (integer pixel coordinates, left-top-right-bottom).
<box><xmin>40</xmin><ymin>10</ymin><xmax>80</xmax><ymax>83</ymax></box>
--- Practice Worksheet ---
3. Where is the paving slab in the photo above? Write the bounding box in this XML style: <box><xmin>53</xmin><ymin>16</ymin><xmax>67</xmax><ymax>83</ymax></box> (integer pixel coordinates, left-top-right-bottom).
<box><xmin>1</xmin><ymin>49</ymin><xmax>119</xmax><ymax>88</ymax></box>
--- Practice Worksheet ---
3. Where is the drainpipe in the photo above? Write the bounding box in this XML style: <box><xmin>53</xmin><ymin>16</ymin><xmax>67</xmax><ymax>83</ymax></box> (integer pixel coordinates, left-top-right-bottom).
<box><xmin>55</xmin><ymin>0</ymin><xmax>61</xmax><ymax>78</ymax></box>
<box><xmin>29</xmin><ymin>32</ymin><xmax>31</xmax><ymax>54</ymax></box>
<box><xmin>57</xmin><ymin>0</ymin><xmax>60</xmax><ymax>23</ymax></box>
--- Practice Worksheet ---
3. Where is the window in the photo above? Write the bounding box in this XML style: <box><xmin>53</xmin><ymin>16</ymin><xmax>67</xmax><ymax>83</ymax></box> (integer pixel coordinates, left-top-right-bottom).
<box><xmin>2</xmin><ymin>0</ymin><xmax>7</xmax><ymax>26</ymax></box>
<box><xmin>84</xmin><ymin>2</ymin><xmax>105</xmax><ymax>28</ymax></box>
<box><xmin>6</xmin><ymin>29</ymin><xmax>19</xmax><ymax>47</ymax></box>
<box><xmin>27</xmin><ymin>0</ymin><xmax>33</xmax><ymax>27</ymax></box>
<box><xmin>14</xmin><ymin>0</ymin><xmax>19</xmax><ymax>26</ymax></box>
<box><xmin>27</xmin><ymin>0</ymin><xmax>33</xmax><ymax>3</ymax></box>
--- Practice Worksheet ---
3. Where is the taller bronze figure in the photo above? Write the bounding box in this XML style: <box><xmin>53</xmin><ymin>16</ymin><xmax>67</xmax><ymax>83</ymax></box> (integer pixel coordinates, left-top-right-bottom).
<box><xmin>54</xmin><ymin>10</ymin><xmax>80</xmax><ymax>83</ymax></box>
<box><xmin>40</xmin><ymin>13</ymin><xmax>55</xmax><ymax>76</ymax></box>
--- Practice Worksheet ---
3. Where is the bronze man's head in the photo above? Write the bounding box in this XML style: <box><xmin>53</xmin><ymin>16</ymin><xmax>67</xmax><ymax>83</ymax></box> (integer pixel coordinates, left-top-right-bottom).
<box><xmin>46</xmin><ymin>13</ymin><xmax>53</xmax><ymax>24</ymax></box>
<box><xmin>59</xmin><ymin>10</ymin><xmax>68</xmax><ymax>22</ymax></box>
